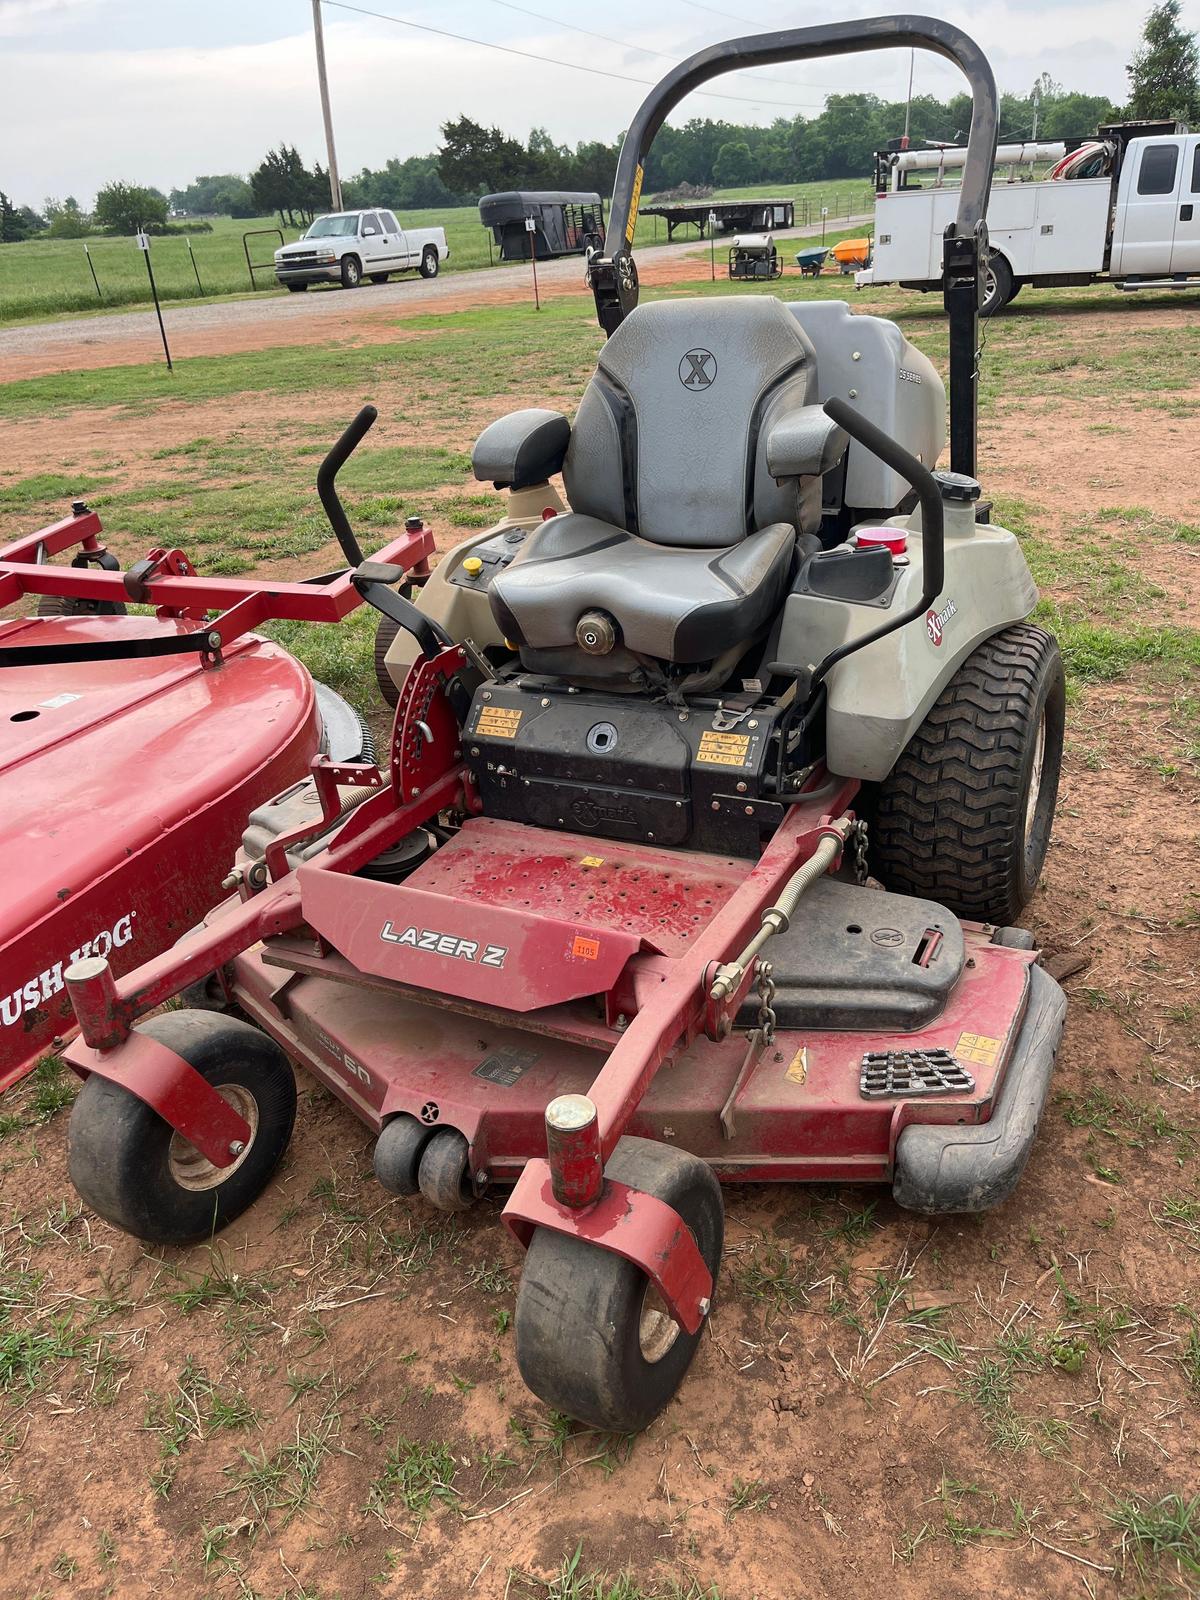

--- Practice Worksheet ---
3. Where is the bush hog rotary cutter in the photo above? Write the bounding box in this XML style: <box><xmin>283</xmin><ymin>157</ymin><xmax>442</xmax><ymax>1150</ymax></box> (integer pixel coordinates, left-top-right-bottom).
<box><xmin>60</xmin><ymin>18</ymin><xmax>1069</xmax><ymax>1432</ymax></box>
<box><xmin>0</xmin><ymin>427</ymin><xmax>381</xmax><ymax>1089</ymax></box>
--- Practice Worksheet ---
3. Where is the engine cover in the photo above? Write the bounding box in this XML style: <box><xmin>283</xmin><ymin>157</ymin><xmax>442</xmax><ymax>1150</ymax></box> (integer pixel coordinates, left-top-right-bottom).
<box><xmin>465</xmin><ymin>683</ymin><xmax>785</xmax><ymax>856</ymax></box>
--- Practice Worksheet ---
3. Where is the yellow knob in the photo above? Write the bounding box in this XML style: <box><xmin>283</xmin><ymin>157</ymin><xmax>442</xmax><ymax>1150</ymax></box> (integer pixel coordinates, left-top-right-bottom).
<box><xmin>462</xmin><ymin>556</ymin><xmax>483</xmax><ymax>576</ymax></box>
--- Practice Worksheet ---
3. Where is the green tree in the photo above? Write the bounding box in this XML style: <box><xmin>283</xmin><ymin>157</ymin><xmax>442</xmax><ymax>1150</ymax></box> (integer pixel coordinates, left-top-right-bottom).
<box><xmin>250</xmin><ymin>145</ymin><xmax>323</xmax><ymax>226</ymax></box>
<box><xmin>712</xmin><ymin>140</ymin><xmax>756</xmax><ymax>187</ymax></box>
<box><xmin>1127</xmin><ymin>0</ymin><xmax>1200</xmax><ymax>120</ymax></box>
<box><xmin>170</xmin><ymin>173</ymin><xmax>255</xmax><ymax>217</ymax></box>
<box><xmin>437</xmin><ymin>117</ymin><xmax>528</xmax><ymax>196</ymax></box>
<box><xmin>93</xmin><ymin>181</ymin><xmax>167</xmax><ymax>234</ymax></box>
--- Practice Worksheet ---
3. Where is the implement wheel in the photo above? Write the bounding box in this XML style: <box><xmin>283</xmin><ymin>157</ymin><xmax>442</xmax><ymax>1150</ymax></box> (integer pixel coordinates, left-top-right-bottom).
<box><xmin>417</xmin><ymin>1128</ymin><xmax>473</xmax><ymax>1212</ymax></box>
<box><xmin>373</xmin><ymin>1114</ymin><xmax>432</xmax><ymax>1196</ymax></box>
<box><xmin>67</xmin><ymin>1012</ymin><xmax>295</xmax><ymax>1244</ymax></box>
<box><xmin>373</xmin><ymin>614</ymin><xmax>401</xmax><ymax>708</ymax></box>
<box><xmin>514</xmin><ymin>1138</ymin><xmax>723</xmax><ymax>1433</ymax></box>
<box><xmin>871</xmin><ymin>623</ymin><xmax>1065</xmax><ymax>924</ymax></box>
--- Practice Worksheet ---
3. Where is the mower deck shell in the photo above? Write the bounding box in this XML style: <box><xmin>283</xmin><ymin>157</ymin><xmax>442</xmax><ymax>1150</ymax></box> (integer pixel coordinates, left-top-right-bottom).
<box><xmin>224</xmin><ymin>895</ymin><xmax>1045</xmax><ymax>1194</ymax></box>
<box><xmin>0</xmin><ymin>614</ymin><xmax>321</xmax><ymax>1086</ymax></box>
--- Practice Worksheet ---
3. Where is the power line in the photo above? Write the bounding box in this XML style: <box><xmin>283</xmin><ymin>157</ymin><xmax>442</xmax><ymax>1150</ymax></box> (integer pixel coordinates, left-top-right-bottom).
<box><xmin>320</xmin><ymin>0</ymin><xmax>821</xmax><ymax>110</ymax></box>
<box><xmin>483</xmin><ymin>0</ymin><xmax>828</xmax><ymax>97</ymax></box>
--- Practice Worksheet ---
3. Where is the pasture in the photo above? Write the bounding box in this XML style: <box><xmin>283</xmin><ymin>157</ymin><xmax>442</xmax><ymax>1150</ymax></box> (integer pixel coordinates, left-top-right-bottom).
<box><xmin>0</xmin><ymin>178</ymin><xmax>873</xmax><ymax>324</ymax></box>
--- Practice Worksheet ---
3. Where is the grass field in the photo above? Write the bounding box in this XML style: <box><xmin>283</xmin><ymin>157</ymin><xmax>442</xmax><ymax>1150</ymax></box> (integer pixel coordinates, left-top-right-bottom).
<box><xmin>0</xmin><ymin>178</ymin><xmax>874</xmax><ymax>324</ymax></box>
<box><xmin>2</xmin><ymin>267</ymin><xmax>1197</xmax><ymax>1597</ymax></box>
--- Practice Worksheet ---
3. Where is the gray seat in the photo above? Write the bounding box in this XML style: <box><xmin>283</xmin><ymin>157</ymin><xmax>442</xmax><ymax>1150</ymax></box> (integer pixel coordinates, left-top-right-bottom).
<box><xmin>479</xmin><ymin>296</ymin><xmax>846</xmax><ymax>680</ymax></box>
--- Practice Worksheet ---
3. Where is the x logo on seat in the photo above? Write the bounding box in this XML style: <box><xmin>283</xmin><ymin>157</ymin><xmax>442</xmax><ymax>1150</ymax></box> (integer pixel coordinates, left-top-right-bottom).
<box><xmin>679</xmin><ymin>347</ymin><xmax>717</xmax><ymax>389</ymax></box>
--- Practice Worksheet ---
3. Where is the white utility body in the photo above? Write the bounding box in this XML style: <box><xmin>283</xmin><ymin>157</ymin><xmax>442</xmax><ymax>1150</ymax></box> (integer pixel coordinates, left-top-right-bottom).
<box><xmin>274</xmin><ymin>209</ymin><xmax>449</xmax><ymax>291</ymax></box>
<box><xmin>860</xmin><ymin>126</ymin><xmax>1200</xmax><ymax>308</ymax></box>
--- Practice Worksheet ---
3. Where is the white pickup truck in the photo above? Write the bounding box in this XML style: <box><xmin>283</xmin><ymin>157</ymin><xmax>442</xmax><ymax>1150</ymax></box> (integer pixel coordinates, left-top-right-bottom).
<box><xmin>274</xmin><ymin>209</ymin><xmax>449</xmax><ymax>291</ymax></box>
<box><xmin>858</xmin><ymin>121</ymin><xmax>1200</xmax><ymax>314</ymax></box>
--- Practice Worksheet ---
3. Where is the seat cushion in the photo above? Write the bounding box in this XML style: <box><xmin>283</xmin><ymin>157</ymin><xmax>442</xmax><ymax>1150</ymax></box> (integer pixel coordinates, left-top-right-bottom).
<box><xmin>490</xmin><ymin>513</ymin><xmax>795</xmax><ymax>665</ymax></box>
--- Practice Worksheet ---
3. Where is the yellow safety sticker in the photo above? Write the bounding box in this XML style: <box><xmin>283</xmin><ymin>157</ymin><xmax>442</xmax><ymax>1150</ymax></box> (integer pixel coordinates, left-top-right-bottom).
<box><xmin>476</xmin><ymin>705</ymin><xmax>523</xmax><ymax>738</ymax></box>
<box><xmin>626</xmin><ymin>163</ymin><xmax>644</xmax><ymax>244</ymax></box>
<box><xmin>697</xmin><ymin>730</ymin><xmax>752</xmax><ymax>767</ymax></box>
<box><xmin>579</xmin><ymin>855</ymin><xmax>605</xmax><ymax>868</ymax></box>
<box><xmin>785</xmin><ymin>1047</ymin><xmax>808</xmax><ymax>1086</ymax></box>
<box><xmin>955</xmin><ymin>1031</ymin><xmax>1002</xmax><ymax>1068</ymax></box>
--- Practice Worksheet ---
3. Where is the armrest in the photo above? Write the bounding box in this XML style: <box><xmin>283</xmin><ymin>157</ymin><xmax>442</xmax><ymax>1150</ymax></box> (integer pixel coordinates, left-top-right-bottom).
<box><xmin>472</xmin><ymin>408</ymin><xmax>570</xmax><ymax>490</ymax></box>
<box><xmin>765</xmin><ymin>405</ymin><xmax>848</xmax><ymax>480</ymax></box>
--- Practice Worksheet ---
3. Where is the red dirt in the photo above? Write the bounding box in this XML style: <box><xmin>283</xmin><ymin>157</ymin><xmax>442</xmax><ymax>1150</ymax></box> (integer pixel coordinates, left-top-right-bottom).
<box><xmin>1</xmin><ymin>294</ymin><xmax>1198</xmax><ymax>1600</ymax></box>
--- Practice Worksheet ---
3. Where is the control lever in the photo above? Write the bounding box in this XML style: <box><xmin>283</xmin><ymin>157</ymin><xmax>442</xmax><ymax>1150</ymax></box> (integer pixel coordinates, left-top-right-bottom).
<box><xmin>317</xmin><ymin>405</ymin><xmax>376</xmax><ymax>568</ymax></box>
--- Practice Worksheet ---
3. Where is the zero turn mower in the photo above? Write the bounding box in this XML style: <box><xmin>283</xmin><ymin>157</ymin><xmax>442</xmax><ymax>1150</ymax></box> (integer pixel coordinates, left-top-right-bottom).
<box><xmin>58</xmin><ymin>17</ymin><xmax>1068</xmax><ymax>1433</ymax></box>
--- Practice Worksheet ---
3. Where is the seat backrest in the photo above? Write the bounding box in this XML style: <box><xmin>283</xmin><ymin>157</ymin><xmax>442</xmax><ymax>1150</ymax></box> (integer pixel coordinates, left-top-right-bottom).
<box><xmin>563</xmin><ymin>296</ymin><xmax>818</xmax><ymax>549</ymax></box>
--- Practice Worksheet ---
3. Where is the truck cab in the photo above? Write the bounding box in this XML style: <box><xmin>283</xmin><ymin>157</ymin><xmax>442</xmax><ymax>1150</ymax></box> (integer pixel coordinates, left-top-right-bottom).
<box><xmin>1110</xmin><ymin>132</ymin><xmax>1200</xmax><ymax>279</ymax></box>
<box><xmin>274</xmin><ymin>210</ymin><xmax>449</xmax><ymax>291</ymax></box>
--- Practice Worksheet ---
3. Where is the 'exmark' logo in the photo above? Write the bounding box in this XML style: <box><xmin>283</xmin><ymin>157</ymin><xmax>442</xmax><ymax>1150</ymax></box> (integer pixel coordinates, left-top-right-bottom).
<box><xmin>381</xmin><ymin>922</ymin><xmax>507</xmax><ymax>968</ymax></box>
<box><xmin>1</xmin><ymin>912</ymin><xmax>136</xmax><ymax>1028</ymax></box>
<box><xmin>926</xmin><ymin>599</ymin><xmax>957</xmax><ymax>646</ymax></box>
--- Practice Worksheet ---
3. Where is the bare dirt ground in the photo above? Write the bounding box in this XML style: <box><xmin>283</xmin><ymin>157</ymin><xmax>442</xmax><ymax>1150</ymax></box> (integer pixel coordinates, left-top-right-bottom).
<box><xmin>0</xmin><ymin>288</ymin><xmax>1198</xmax><ymax>1600</ymax></box>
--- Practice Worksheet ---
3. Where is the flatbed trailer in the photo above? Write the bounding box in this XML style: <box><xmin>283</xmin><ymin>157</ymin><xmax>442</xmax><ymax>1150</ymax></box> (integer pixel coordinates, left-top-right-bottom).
<box><xmin>640</xmin><ymin>197</ymin><xmax>794</xmax><ymax>240</ymax></box>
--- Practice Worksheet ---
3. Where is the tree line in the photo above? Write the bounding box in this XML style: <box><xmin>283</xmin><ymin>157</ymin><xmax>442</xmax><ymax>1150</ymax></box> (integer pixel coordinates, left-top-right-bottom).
<box><xmin>3</xmin><ymin>1</ymin><xmax>1196</xmax><ymax>240</ymax></box>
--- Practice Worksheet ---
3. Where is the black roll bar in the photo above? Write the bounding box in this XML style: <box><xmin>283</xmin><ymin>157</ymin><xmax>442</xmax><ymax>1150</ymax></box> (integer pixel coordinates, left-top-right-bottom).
<box><xmin>589</xmin><ymin>15</ymin><xmax>998</xmax><ymax>476</ymax></box>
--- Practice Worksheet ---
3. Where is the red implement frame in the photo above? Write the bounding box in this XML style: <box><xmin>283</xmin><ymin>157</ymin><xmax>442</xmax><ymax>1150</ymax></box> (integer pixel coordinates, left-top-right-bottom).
<box><xmin>0</xmin><ymin>509</ymin><xmax>434</xmax><ymax>642</ymax></box>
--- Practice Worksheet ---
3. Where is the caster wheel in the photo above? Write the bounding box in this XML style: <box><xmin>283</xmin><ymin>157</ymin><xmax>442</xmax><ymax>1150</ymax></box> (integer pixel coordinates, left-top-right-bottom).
<box><xmin>373</xmin><ymin>1114</ymin><xmax>433</xmax><ymax>1196</ymax></box>
<box><xmin>514</xmin><ymin>1138</ymin><xmax>723</xmax><ymax>1433</ymax></box>
<box><xmin>417</xmin><ymin>1128</ymin><xmax>473</xmax><ymax>1212</ymax></box>
<box><xmin>67</xmin><ymin>1012</ymin><xmax>295</xmax><ymax>1244</ymax></box>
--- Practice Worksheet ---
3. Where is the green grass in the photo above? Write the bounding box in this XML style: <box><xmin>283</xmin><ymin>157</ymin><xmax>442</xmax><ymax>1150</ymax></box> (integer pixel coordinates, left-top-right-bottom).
<box><xmin>1109</xmin><ymin>1493</ymin><xmax>1200</xmax><ymax>1578</ymax></box>
<box><xmin>0</xmin><ymin>179</ymin><xmax>874</xmax><ymax>325</ymax></box>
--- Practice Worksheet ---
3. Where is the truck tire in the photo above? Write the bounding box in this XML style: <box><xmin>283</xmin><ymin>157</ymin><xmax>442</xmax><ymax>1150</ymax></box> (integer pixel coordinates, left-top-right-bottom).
<box><xmin>981</xmin><ymin>253</ymin><xmax>1014</xmax><ymax>317</ymax></box>
<box><xmin>870</xmin><ymin>624</ymin><xmax>1065</xmax><ymax>925</ymax></box>
<box><xmin>419</xmin><ymin>247</ymin><xmax>439</xmax><ymax>279</ymax></box>
<box><xmin>340</xmin><ymin>255</ymin><xmax>362</xmax><ymax>289</ymax></box>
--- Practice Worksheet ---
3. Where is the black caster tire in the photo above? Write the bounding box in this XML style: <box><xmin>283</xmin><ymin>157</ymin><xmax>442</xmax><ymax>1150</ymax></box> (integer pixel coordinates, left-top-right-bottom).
<box><xmin>514</xmin><ymin>1137</ymin><xmax>723</xmax><ymax>1433</ymax></box>
<box><xmin>417</xmin><ymin>1128</ymin><xmax>473</xmax><ymax>1212</ymax></box>
<box><xmin>373</xmin><ymin>614</ymin><xmax>401</xmax><ymax>708</ymax></box>
<box><xmin>419</xmin><ymin>247</ymin><xmax>440</xmax><ymax>279</ymax></box>
<box><xmin>374</xmin><ymin>1114</ymin><xmax>433</xmax><ymax>1196</ymax></box>
<box><xmin>340</xmin><ymin>256</ymin><xmax>362</xmax><ymax>289</ymax></box>
<box><xmin>67</xmin><ymin>1012</ymin><xmax>295</xmax><ymax>1244</ymax></box>
<box><xmin>871</xmin><ymin>623</ymin><xmax>1065</xmax><ymax>925</ymax></box>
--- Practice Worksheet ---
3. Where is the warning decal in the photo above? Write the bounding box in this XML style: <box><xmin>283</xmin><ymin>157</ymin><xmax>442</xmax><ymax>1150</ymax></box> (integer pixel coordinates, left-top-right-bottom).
<box><xmin>571</xmin><ymin>934</ymin><xmax>601</xmax><ymax>961</ymax></box>
<box><xmin>473</xmin><ymin>1046</ymin><xmax>539</xmax><ymax>1087</ymax></box>
<box><xmin>626</xmin><ymin>163</ymin><xmax>644</xmax><ymax>243</ymax></box>
<box><xmin>476</xmin><ymin>705</ymin><xmax>523</xmax><ymax>738</ymax></box>
<box><xmin>697</xmin><ymin>730</ymin><xmax>752</xmax><ymax>767</ymax></box>
<box><xmin>955</xmin><ymin>1031</ymin><xmax>1002</xmax><ymax>1069</ymax></box>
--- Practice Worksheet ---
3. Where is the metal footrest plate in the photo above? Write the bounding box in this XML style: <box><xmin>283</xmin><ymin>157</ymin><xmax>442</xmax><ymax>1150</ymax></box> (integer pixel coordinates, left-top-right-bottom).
<box><xmin>859</xmin><ymin>1047</ymin><xmax>974</xmax><ymax>1099</ymax></box>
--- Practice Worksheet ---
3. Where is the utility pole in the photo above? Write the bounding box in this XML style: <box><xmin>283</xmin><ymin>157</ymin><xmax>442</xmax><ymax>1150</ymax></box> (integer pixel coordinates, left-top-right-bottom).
<box><xmin>312</xmin><ymin>0</ymin><xmax>344</xmax><ymax>212</ymax></box>
<box><xmin>1031</xmin><ymin>82</ymin><xmax>1041</xmax><ymax>142</ymax></box>
<box><xmin>901</xmin><ymin>49</ymin><xmax>915</xmax><ymax>148</ymax></box>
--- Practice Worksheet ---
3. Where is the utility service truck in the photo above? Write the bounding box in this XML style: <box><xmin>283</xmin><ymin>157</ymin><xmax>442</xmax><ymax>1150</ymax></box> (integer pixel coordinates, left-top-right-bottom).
<box><xmin>857</xmin><ymin>121</ymin><xmax>1200</xmax><ymax>314</ymax></box>
<box><xmin>274</xmin><ymin>209</ymin><xmax>449</xmax><ymax>291</ymax></box>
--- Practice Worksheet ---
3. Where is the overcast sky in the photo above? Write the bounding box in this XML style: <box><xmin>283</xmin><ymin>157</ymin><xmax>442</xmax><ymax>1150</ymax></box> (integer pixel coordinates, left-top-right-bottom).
<box><xmin>2</xmin><ymin>0</ymin><xmax>1196</xmax><ymax>206</ymax></box>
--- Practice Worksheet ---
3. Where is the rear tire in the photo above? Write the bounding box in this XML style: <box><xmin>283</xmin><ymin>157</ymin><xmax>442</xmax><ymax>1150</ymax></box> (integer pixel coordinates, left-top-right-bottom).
<box><xmin>981</xmin><ymin>253</ymin><xmax>1013</xmax><ymax>317</ymax></box>
<box><xmin>67</xmin><ymin>1012</ymin><xmax>295</xmax><ymax>1244</ymax></box>
<box><xmin>871</xmin><ymin>624</ymin><xmax>1065</xmax><ymax>925</ymax></box>
<box><xmin>373</xmin><ymin>615</ymin><xmax>402</xmax><ymax>708</ymax></box>
<box><xmin>514</xmin><ymin>1138</ymin><xmax>723</xmax><ymax>1433</ymax></box>
<box><xmin>419</xmin><ymin>247</ymin><xmax>439</xmax><ymax>279</ymax></box>
<box><xmin>340</xmin><ymin>255</ymin><xmax>362</xmax><ymax>289</ymax></box>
